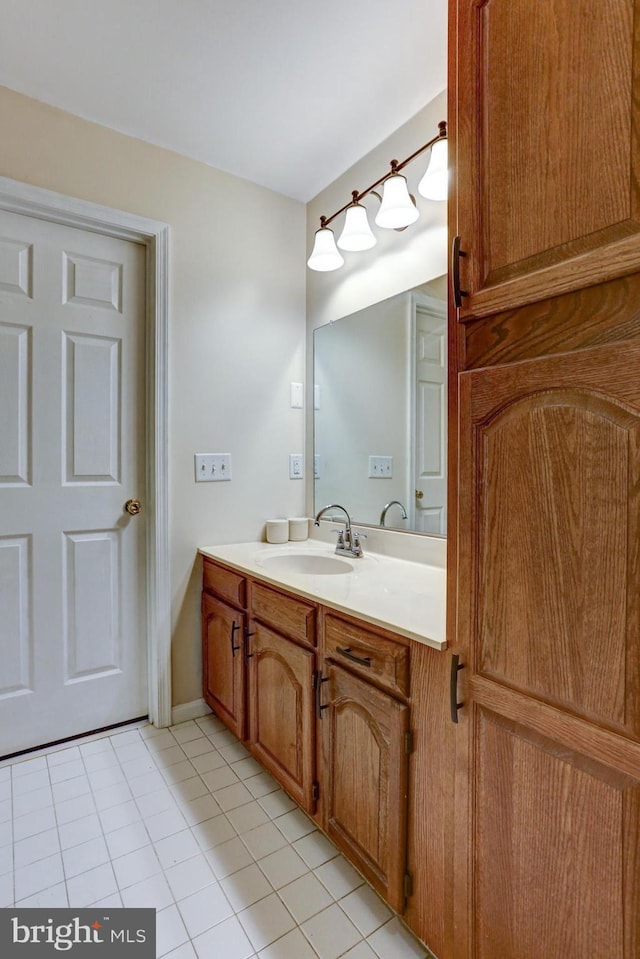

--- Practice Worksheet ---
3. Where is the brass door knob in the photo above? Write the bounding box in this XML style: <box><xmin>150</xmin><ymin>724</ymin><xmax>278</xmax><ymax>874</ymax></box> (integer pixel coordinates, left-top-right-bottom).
<box><xmin>124</xmin><ymin>498</ymin><xmax>142</xmax><ymax>515</ymax></box>
<box><xmin>415</xmin><ymin>489</ymin><xmax>424</xmax><ymax>500</ymax></box>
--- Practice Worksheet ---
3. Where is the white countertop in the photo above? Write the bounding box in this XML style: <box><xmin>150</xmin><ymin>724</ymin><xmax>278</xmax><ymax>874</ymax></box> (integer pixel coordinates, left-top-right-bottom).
<box><xmin>199</xmin><ymin>539</ymin><xmax>447</xmax><ymax>650</ymax></box>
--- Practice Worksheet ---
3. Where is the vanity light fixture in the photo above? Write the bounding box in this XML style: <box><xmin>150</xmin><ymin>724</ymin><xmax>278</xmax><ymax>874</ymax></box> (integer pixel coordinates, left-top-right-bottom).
<box><xmin>418</xmin><ymin>134</ymin><xmax>448</xmax><ymax>201</ymax></box>
<box><xmin>374</xmin><ymin>168</ymin><xmax>419</xmax><ymax>229</ymax></box>
<box><xmin>307</xmin><ymin>120</ymin><xmax>447</xmax><ymax>272</ymax></box>
<box><xmin>337</xmin><ymin>194</ymin><xmax>377</xmax><ymax>251</ymax></box>
<box><xmin>306</xmin><ymin>222</ymin><xmax>345</xmax><ymax>272</ymax></box>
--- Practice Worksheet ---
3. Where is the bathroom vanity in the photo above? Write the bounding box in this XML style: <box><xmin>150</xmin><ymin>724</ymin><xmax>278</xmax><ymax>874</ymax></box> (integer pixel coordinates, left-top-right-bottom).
<box><xmin>199</xmin><ymin>539</ymin><xmax>453</xmax><ymax>954</ymax></box>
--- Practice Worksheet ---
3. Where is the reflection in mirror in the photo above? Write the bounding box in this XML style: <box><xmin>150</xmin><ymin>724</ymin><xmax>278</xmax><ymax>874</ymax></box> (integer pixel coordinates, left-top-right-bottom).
<box><xmin>313</xmin><ymin>277</ymin><xmax>447</xmax><ymax>535</ymax></box>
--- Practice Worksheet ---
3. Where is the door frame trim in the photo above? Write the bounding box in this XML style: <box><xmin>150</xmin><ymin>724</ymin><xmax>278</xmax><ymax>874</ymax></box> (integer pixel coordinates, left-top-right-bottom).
<box><xmin>0</xmin><ymin>176</ymin><xmax>172</xmax><ymax>728</ymax></box>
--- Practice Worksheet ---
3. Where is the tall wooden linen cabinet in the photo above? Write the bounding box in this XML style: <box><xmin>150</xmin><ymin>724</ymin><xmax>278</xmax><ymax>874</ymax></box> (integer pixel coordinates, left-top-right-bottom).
<box><xmin>448</xmin><ymin>2</ymin><xmax>640</xmax><ymax>958</ymax></box>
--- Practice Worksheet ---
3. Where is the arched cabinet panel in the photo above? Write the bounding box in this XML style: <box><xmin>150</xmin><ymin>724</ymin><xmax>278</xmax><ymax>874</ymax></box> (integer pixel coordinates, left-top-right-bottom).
<box><xmin>454</xmin><ymin>339</ymin><xmax>640</xmax><ymax>958</ymax></box>
<box><xmin>476</xmin><ymin>388</ymin><xmax>640</xmax><ymax>737</ymax></box>
<box><xmin>323</xmin><ymin>663</ymin><xmax>409</xmax><ymax>913</ymax></box>
<box><xmin>247</xmin><ymin>622</ymin><xmax>316</xmax><ymax>813</ymax></box>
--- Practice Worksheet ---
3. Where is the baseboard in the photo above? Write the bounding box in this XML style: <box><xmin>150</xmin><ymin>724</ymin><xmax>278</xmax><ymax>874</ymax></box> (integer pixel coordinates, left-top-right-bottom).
<box><xmin>171</xmin><ymin>699</ymin><xmax>213</xmax><ymax>725</ymax></box>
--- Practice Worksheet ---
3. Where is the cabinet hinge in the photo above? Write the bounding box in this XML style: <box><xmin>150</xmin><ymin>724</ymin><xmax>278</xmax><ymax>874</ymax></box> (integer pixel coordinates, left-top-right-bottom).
<box><xmin>312</xmin><ymin>781</ymin><xmax>320</xmax><ymax>801</ymax></box>
<box><xmin>403</xmin><ymin>871</ymin><xmax>413</xmax><ymax>900</ymax></box>
<box><xmin>404</xmin><ymin>730</ymin><xmax>414</xmax><ymax>755</ymax></box>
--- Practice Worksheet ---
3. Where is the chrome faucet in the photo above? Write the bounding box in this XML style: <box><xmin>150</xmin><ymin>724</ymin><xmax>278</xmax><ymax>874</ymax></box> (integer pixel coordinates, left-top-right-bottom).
<box><xmin>314</xmin><ymin>503</ymin><xmax>364</xmax><ymax>557</ymax></box>
<box><xmin>380</xmin><ymin>500</ymin><xmax>408</xmax><ymax>526</ymax></box>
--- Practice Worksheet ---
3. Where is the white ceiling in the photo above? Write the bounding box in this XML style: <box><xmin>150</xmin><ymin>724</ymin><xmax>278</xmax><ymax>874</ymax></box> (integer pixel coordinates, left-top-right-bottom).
<box><xmin>0</xmin><ymin>0</ymin><xmax>447</xmax><ymax>202</ymax></box>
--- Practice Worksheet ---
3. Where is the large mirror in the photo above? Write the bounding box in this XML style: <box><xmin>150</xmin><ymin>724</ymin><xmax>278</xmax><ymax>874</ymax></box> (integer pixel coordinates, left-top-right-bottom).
<box><xmin>313</xmin><ymin>276</ymin><xmax>447</xmax><ymax>535</ymax></box>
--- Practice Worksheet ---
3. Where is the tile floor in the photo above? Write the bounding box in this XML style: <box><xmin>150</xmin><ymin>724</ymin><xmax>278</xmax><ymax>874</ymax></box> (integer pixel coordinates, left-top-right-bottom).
<box><xmin>0</xmin><ymin>714</ymin><xmax>431</xmax><ymax>959</ymax></box>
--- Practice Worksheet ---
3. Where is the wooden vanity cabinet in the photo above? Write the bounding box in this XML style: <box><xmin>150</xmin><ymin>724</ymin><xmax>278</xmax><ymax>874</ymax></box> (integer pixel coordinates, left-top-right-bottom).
<box><xmin>246</xmin><ymin>581</ymin><xmax>318</xmax><ymax>815</ymax></box>
<box><xmin>201</xmin><ymin>564</ymin><xmax>247</xmax><ymax>740</ymax></box>
<box><xmin>202</xmin><ymin>557</ymin><xmax>452</xmax><ymax>954</ymax></box>
<box><xmin>453</xmin><ymin>343</ymin><xmax>640</xmax><ymax>959</ymax></box>
<box><xmin>319</xmin><ymin>612</ymin><xmax>411</xmax><ymax>915</ymax></box>
<box><xmin>403</xmin><ymin>642</ymin><xmax>455</xmax><ymax>958</ymax></box>
<box><xmin>451</xmin><ymin>0</ymin><xmax>640</xmax><ymax>323</ymax></box>
<box><xmin>449</xmin><ymin>1</ymin><xmax>640</xmax><ymax>956</ymax></box>
<box><xmin>202</xmin><ymin>558</ymin><xmax>319</xmax><ymax>813</ymax></box>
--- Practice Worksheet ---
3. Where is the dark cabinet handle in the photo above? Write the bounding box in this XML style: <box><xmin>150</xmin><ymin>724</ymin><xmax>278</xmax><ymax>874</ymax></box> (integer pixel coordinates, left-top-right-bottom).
<box><xmin>450</xmin><ymin>653</ymin><xmax>464</xmax><ymax>723</ymax></box>
<box><xmin>451</xmin><ymin>235</ymin><xmax>469</xmax><ymax>308</ymax></box>
<box><xmin>230</xmin><ymin>622</ymin><xmax>241</xmax><ymax>657</ymax></box>
<box><xmin>314</xmin><ymin>670</ymin><xmax>329</xmax><ymax>719</ymax></box>
<box><xmin>336</xmin><ymin>646</ymin><xmax>372</xmax><ymax>668</ymax></box>
<box><xmin>243</xmin><ymin>628</ymin><xmax>254</xmax><ymax>660</ymax></box>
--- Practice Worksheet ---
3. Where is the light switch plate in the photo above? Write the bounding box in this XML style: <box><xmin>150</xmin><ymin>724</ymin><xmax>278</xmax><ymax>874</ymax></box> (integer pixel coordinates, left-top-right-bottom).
<box><xmin>368</xmin><ymin>455</ymin><xmax>393</xmax><ymax>478</ymax></box>
<box><xmin>194</xmin><ymin>453</ymin><xmax>232</xmax><ymax>482</ymax></box>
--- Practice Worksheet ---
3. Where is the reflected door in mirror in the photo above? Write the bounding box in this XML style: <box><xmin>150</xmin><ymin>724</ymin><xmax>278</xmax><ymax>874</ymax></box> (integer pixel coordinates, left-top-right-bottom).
<box><xmin>413</xmin><ymin>300</ymin><xmax>447</xmax><ymax>534</ymax></box>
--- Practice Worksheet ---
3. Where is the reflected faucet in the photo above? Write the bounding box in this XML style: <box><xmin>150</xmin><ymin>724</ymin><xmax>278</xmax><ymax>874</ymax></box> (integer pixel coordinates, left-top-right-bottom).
<box><xmin>380</xmin><ymin>500</ymin><xmax>408</xmax><ymax>526</ymax></box>
<box><xmin>314</xmin><ymin>503</ymin><xmax>364</xmax><ymax>557</ymax></box>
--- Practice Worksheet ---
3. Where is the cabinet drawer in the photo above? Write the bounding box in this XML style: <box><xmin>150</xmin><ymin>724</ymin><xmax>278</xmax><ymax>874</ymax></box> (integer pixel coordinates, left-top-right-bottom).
<box><xmin>203</xmin><ymin>559</ymin><xmax>246</xmax><ymax>609</ymax></box>
<box><xmin>250</xmin><ymin>581</ymin><xmax>316</xmax><ymax>648</ymax></box>
<box><xmin>323</xmin><ymin>614</ymin><xmax>409</xmax><ymax>698</ymax></box>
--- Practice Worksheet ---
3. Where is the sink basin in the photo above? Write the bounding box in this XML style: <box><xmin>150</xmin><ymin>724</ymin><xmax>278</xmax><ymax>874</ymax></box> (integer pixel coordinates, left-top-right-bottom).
<box><xmin>258</xmin><ymin>552</ymin><xmax>354</xmax><ymax>576</ymax></box>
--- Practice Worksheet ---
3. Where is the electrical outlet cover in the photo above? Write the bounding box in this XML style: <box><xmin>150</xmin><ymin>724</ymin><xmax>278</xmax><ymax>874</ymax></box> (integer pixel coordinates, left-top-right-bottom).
<box><xmin>289</xmin><ymin>454</ymin><xmax>304</xmax><ymax>479</ymax></box>
<box><xmin>290</xmin><ymin>382</ymin><xmax>304</xmax><ymax>408</ymax></box>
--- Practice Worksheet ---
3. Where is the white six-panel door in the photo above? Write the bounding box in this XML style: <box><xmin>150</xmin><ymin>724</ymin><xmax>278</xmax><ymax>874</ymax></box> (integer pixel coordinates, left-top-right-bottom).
<box><xmin>0</xmin><ymin>209</ymin><xmax>147</xmax><ymax>756</ymax></box>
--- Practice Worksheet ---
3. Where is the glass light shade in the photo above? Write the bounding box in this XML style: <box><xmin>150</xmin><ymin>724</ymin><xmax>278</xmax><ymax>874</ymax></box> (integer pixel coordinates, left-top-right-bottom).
<box><xmin>337</xmin><ymin>203</ymin><xmax>377</xmax><ymax>251</ymax></box>
<box><xmin>307</xmin><ymin>227</ymin><xmax>344</xmax><ymax>271</ymax></box>
<box><xmin>418</xmin><ymin>137</ymin><xmax>448</xmax><ymax>201</ymax></box>
<box><xmin>374</xmin><ymin>174</ymin><xmax>419</xmax><ymax>229</ymax></box>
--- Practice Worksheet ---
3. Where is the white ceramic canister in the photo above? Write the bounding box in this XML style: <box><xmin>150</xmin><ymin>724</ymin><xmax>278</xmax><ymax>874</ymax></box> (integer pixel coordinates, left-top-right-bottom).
<box><xmin>288</xmin><ymin>517</ymin><xmax>309</xmax><ymax>542</ymax></box>
<box><xmin>265</xmin><ymin>519</ymin><xmax>289</xmax><ymax>544</ymax></box>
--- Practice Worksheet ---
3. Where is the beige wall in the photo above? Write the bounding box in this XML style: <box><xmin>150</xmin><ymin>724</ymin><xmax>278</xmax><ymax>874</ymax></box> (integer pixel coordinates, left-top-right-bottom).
<box><xmin>305</xmin><ymin>89</ymin><xmax>448</xmax><ymax>514</ymax></box>
<box><xmin>0</xmin><ymin>86</ymin><xmax>307</xmax><ymax>708</ymax></box>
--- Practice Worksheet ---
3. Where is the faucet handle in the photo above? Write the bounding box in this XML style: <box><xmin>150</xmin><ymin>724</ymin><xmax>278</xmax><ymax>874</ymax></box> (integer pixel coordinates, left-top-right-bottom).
<box><xmin>331</xmin><ymin>528</ymin><xmax>345</xmax><ymax>545</ymax></box>
<box><xmin>351</xmin><ymin>529</ymin><xmax>366</xmax><ymax>556</ymax></box>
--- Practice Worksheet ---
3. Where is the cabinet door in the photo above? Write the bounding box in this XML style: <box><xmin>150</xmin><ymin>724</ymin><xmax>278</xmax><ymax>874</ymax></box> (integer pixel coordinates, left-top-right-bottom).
<box><xmin>454</xmin><ymin>340</ymin><xmax>640</xmax><ymax>959</ymax></box>
<box><xmin>322</xmin><ymin>662</ymin><xmax>409</xmax><ymax>913</ymax></box>
<box><xmin>451</xmin><ymin>0</ymin><xmax>640</xmax><ymax>319</ymax></box>
<box><xmin>247</xmin><ymin>623</ymin><xmax>316</xmax><ymax>813</ymax></box>
<box><xmin>202</xmin><ymin>593</ymin><xmax>245</xmax><ymax>740</ymax></box>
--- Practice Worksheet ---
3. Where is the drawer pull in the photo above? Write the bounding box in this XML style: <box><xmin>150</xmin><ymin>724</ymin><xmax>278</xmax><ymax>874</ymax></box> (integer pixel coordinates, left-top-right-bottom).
<box><xmin>244</xmin><ymin>628</ymin><xmax>254</xmax><ymax>660</ymax></box>
<box><xmin>314</xmin><ymin>670</ymin><xmax>329</xmax><ymax>719</ymax></box>
<box><xmin>337</xmin><ymin>646</ymin><xmax>372</xmax><ymax>668</ymax></box>
<box><xmin>229</xmin><ymin>622</ymin><xmax>241</xmax><ymax>657</ymax></box>
<box><xmin>451</xmin><ymin>235</ymin><xmax>469</xmax><ymax>308</ymax></box>
<box><xmin>450</xmin><ymin>653</ymin><xmax>464</xmax><ymax>723</ymax></box>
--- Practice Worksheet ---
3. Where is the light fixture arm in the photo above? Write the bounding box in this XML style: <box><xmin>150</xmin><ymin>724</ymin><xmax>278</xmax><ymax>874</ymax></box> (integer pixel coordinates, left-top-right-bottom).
<box><xmin>318</xmin><ymin>120</ymin><xmax>447</xmax><ymax>229</ymax></box>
